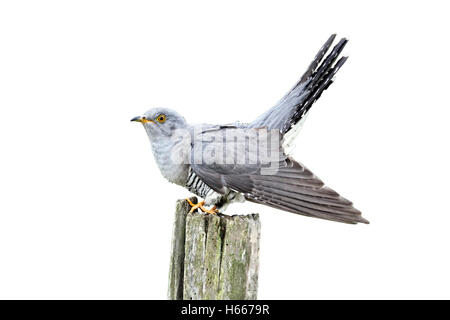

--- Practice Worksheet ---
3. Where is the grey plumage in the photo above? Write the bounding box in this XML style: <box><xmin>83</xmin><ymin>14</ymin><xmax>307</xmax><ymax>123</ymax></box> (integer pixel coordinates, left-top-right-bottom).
<box><xmin>185</xmin><ymin>168</ymin><xmax>213</xmax><ymax>198</ymax></box>
<box><xmin>132</xmin><ymin>35</ymin><xmax>368</xmax><ymax>224</ymax></box>
<box><xmin>250</xmin><ymin>34</ymin><xmax>348</xmax><ymax>135</ymax></box>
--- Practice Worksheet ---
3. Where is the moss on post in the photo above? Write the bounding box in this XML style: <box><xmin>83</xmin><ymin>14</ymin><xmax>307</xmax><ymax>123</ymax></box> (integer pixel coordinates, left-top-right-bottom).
<box><xmin>168</xmin><ymin>197</ymin><xmax>261</xmax><ymax>300</ymax></box>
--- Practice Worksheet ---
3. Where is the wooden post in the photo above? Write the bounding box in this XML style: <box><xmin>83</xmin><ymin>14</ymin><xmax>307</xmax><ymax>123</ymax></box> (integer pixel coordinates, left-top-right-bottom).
<box><xmin>168</xmin><ymin>197</ymin><xmax>261</xmax><ymax>300</ymax></box>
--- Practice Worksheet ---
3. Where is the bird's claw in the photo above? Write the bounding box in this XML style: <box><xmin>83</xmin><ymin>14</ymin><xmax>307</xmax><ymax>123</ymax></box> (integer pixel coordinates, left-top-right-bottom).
<box><xmin>202</xmin><ymin>206</ymin><xmax>219</xmax><ymax>215</ymax></box>
<box><xmin>185</xmin><ymin>198</ymin><xmax>219</xmax><ymax>215</ymax></box>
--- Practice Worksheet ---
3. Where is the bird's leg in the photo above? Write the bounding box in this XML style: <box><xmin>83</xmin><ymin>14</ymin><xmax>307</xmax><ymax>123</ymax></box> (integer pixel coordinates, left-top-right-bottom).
<box><xmin>202</xmin><ymin>206</ymin><xmax>219</xmax><ymax>215</ymax></box>
<box><xmin>186</xmin><ymin>198</ymin><xmax>204</xmax><ymax>213</ymax></box>
<box><xmin>185</xmin><ymin>198</ymin><xmax>219</xmax><ymax>215</ymax></box>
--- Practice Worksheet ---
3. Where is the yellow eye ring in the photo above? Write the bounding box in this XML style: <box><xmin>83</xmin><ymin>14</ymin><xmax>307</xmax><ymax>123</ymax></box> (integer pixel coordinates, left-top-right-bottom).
<box><xmin>156</xmin><ymin>114</ymin><xmax>166</xmax><ymax>123</ymax></box>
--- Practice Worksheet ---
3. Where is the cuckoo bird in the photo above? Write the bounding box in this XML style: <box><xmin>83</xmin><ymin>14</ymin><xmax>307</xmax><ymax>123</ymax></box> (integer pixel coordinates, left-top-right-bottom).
<box><xmin>132</xmin><ymin>35</ymin><xmax>368</xmax><ymax>224</ymax></box>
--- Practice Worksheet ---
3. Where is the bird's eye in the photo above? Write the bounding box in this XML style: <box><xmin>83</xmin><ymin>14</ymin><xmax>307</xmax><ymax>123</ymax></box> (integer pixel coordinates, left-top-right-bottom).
<box><xmin>156</xmin><ymin>114</ymin><xmax>166</xmax><ymax>123</ymax></box>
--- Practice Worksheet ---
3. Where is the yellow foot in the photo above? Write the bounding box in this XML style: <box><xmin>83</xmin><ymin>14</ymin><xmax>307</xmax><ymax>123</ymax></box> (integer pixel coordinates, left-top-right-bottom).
<box><xmin>202</xmin><ymin>206</ymin><xmax>219</xmax><ymax>215</ymax></box>
<box><xmin>185</xmin><ymin>199</ymin><xmax>219</xmax><ymax>215</ymax></box>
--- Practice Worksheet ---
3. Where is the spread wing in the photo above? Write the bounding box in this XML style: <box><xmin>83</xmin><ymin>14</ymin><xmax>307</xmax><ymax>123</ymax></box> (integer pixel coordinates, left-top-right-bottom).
<box><xmin>189</xmin><ymin>126</ymin><xmax>368</xmax><ymax>224</ymax></box>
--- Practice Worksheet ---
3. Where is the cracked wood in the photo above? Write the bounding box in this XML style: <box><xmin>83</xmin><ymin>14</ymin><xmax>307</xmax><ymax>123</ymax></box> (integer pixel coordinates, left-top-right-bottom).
<box><xmin>168</xmin><ymin>197</ymin><xmax>261</xmax><ymax>300</ymax></box>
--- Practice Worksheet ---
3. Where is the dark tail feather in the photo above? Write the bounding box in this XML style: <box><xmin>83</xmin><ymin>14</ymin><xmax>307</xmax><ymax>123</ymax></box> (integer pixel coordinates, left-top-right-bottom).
<box><xmin>281</xmin><ymin>36</ymin><xmax>349</xmax><ymax>134</ymax></box>
<box><xmin>299</xmin><ymin>34</ymin><xmax>336</xmax><ymax>85</ymax></box>
<box><xmin>300</xmin><ymin>56</ymin><xmax>348</xmax><ymax>114</ymax></box>
<box><xmin>279</xmin><ymin>34</ymin><xmax>336</xmax><ymax>104</ymax></box>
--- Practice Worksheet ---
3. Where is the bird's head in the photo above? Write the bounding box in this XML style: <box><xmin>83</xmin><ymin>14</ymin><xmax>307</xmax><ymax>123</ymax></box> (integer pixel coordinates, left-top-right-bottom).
<box><xmin>131</xmin><ymin>107</ymin><xmax>187</xmax><ymax>138</ymax></box>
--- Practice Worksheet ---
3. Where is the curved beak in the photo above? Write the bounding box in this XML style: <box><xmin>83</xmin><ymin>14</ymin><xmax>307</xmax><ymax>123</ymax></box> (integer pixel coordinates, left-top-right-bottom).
<box><xmin>130</xmin><ymin>116</ymin><xmax>154</xmax><ymax>123</ymax></box>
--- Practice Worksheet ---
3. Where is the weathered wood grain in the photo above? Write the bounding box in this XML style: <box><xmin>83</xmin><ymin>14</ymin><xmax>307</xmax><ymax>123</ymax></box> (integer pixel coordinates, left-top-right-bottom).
<box><xmin>167</xmin><ymin>197</ymin><xmax>196</xmax><ymax>300</ymax></box>
<box><xmin>168</xmin><ymin>197</ymin><xmax>260</xmax><ymax>300</ymax></box>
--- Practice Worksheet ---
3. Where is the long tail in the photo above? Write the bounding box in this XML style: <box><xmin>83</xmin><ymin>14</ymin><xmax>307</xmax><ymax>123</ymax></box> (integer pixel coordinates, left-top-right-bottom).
<box><xmin>282</xmin><ymin>35</ymin><xmax>348</xmax><ymax>133</ymax></box>
<box><xmin>249</xmin><ymin>34</ymin><xmax>349</xmax><ymax>134</ymax></box>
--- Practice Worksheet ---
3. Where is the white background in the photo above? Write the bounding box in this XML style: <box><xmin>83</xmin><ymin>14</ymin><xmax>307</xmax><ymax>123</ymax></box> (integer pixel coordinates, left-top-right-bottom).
<box><xmin>1</xmin><ymin>0</ymin><xmax>449</xmax><ymax>299</ymax></box>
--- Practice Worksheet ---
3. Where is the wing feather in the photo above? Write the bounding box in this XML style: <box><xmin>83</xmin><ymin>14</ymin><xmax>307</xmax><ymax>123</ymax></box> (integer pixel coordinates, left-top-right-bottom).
<box><xmin>189</xmin><ymin>127</ymin><xmax>367</xmax><ymax>224</ymax></box>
